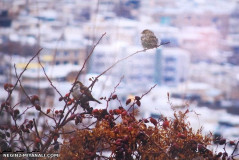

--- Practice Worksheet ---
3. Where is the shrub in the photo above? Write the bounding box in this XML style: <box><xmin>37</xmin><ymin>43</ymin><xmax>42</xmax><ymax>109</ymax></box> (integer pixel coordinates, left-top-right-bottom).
<box><xmin>59</xmin><ymin>108</ymin><xmax>213</xmax><ymax>160</ymax></box>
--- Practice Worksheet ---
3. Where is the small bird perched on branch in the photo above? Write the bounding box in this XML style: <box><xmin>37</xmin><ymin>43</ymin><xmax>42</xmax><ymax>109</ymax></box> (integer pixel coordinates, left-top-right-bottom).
<box><xmin>141</xmin><ymin>29</ymin><xmax>159</xmax><ymax>49</ymax></box>
<box><xmin>72</xmin><ymin>81</ymin><xmax>101</xmax><ymax>104</ymax></box>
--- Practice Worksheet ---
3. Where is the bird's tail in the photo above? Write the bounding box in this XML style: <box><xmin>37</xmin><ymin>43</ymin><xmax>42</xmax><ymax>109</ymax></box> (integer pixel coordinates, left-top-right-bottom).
<box><xmin>94</xmin><ymin>98</ymin><xmax>101</xmax><ymax>104</ymax></box>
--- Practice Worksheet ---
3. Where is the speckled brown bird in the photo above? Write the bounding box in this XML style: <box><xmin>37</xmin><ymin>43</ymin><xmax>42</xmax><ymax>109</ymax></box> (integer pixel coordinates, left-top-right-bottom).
<box><xmin>141</xmin><ymin>29</ymin><xmax>159</xmax><ymax>49</ymax></box>
<box><xmin>72</xmin><ymin>81</ymin><xmax>101</xmax><ymax>104</ymax></box>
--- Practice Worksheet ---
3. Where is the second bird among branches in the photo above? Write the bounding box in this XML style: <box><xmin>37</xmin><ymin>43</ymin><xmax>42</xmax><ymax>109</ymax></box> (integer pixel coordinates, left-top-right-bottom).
<box><xmin>72</xmin><ymin>81</ymin><xmax>101</xmax><ymax>104</ymax></box>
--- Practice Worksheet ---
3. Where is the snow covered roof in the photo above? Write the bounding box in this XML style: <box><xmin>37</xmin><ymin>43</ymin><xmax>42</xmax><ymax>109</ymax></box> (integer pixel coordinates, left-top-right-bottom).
<box><xmin>188</xmin><ymin>82</ymin><xmax>210</xmax><ymax>90</ymax></box>
<box><xmin>153</xmin><ymin>0</ymin><xmax>234</xmax><ymax>15</ymax></box>
<box><xmin>187</xmin><ymin>106</ymin><xmax>227</xmax><ymax>132</ymax></box>
<box><xmin>15</xmin><ymin>64</ymin><xmax>81</xmax><ymax>79</ymax></box>
<box><xmin>41</xmin><ymin>40</ymin><xmax>84</xmax><ymax>50</ymax></box>
<box><xmin>114</xmin><ymin>18</ymin><xmax>138</xmax><ymax>28</ymax></box>
<box><xmin>219</xmin><ymin>113</ymin><xmax>239</xmax><ymax>125</ymax></box>
<box><xmin>37</xmin><ymin>10</ymin><xmax>58</xmax><ymax>20</ymax></box>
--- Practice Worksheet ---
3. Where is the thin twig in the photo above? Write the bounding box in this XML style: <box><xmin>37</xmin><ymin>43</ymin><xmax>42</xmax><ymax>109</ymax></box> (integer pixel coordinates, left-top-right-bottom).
<box><xmin>6</xmin><ymin>48</ymin><xmax>43</xmax><ymax>102</ymax></box>
<box><xmin>33</xmin><ymin>118</ymin><xmax>43</xmax><ymax>147</ymax></box>
<box><xmin>59</xmin><ymin>102</ymin><xmax>79</xmax><ymax>127</ymax></box>
<box><xmin>14</xmin><ymin>65</ymin><xmax>56</xmax><ymax>122</ymax></box>
<box><xmin>57</xmin><ymin>33</ymin><xmax>106</xmax><ymax>126</ymax></box>
<box><xmin>14</xmin><ymin>64</ymin><xmax>32</xmax><ymax>102</ymax></box>
<box><xmin>13</xmin><ymin>118</ymin><xmax>30</xmax><ymax>151</ymax></box>
<box><xmin>114</xmin><ymin>84</ymin><xmax>157</xmax><ymax>121</ymax></box>
<box><xmin>231</xmin><ymin>141</ymin><xmax>239</xmax><ymax>158</ymax></box>
<box><xmin>18</xmin><ymin>106</ymin><xmax>35</xmax><ymax>118</ymax></box>
<box><xmin>106</xmin><ymin>76</ymin><xmax>124</xmax><ymax>109</ymax></box>
<box><xmin>88</xmin><ymin>42</ymin><xmax>169</xmax><ymax>90</ymax></box>
<box><xmin>127</xmin><ymin>84</ymin><xmax>157</xmax><ymax>112</ymax></box>
<box><xmin>141</xmin><ymin>84</ymin><xmax>157</xmax><ymax>99</ymax></box>
<box><xmin>39</xmin><ymin>110</ymin><xmax>57</xmax><ymax>124</ymax></box>
<box><xmin>72</xmin><ymin>32</ymin><xmax>107</xmax><ymax>88</ymax></box>
<box><xmin>37</xmin><ymin>56</ymin><xmax>63</xmax><ymax>98</ymax></box>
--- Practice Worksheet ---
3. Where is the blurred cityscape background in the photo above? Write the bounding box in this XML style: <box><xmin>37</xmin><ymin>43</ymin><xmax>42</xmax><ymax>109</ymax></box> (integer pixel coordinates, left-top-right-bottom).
<box><xmin>1</xmin><ymin>0</ymin><xmax>239</xmax><ymax>148</ymax></box>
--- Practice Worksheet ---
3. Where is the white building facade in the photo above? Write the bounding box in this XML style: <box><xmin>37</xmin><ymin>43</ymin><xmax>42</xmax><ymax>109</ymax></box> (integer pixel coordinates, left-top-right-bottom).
<box><xmin>159</xmin><ymin>48</ymin><xmax>190</xmax><ymax>86</ymax></box>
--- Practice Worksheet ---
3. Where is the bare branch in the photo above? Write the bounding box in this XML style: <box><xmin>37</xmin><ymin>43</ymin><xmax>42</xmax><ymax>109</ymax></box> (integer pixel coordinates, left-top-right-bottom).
<box><xmin>106</xmin><ymin>76</ymin><xmax>124</xmax><ymax>109</ymax></box>
<box><xmin>14</xmin><ymin>64</ymin><xmax>56</xmax><ymax>122</ymax></box>
<box><xmin>57</xmin><ymin>32</ymin><xmax>106</xmax><ymax>127</ymax></box>
<box><xmin>18</xmin><ymin>106</ymin><xmax>35</xmax><ymax>118</ymax></box>
<box><xmin>127</xmin><ymin>84</ymin><xmax>157</xmax><ymax>112</ymax></box>
<box><xmin>14</xmin><ymin>64</ymin><xmax>32</xmax><ymax>102</ymax></box>
<box><xmin>88</xmin><ymin>42</ymin><xmax>169</xmax><ymax>90</ymax></box>
<box><xmin>6</xmin><ymin>48</ymin><xmax>43</xmax><ymax>102</ymax></box>
<box><xmin>37</xmin><ymin>56</ymin><xmax>63</xmax><ymax>98</ymax></box>
<box><xmin>140</xmin><ymin>84</ymin><xmax>157</xmax><ymax>99</ymax></box>
<box><xmin>72</xmin><ymin>32</ymin><xmax>107</xmax><ymax>88</ymax></box>
<box><xmin>231</xmin><ymin>141</ymin><xmax>239</xmax><ymax>158</ymax></box>
<box><xmin>13</xmin><ymin>117</ymin><xmax>30</xmax><ymax>152</ymax></box>
<box><xmin>33</xmin><ymin>118</ymin><xmax>43</xmax><ymax>147</ymax></box>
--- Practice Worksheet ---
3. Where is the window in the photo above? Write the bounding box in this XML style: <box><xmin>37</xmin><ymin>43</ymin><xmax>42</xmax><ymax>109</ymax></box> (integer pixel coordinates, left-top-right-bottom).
<box><xmin>164</xmin><ymin>77</ymin><xmax>174</xmax><ymax>82</ymax></box>
<box><xmin>96</xmin><ymin>62</ymin><xmax>104</xmax><ymax>67</ymax></box>
<box><xmin>56</xmin><ymin>61</ymin><xmax>60</xmax><ymax>65</ymax></box>
<box><xmin>212</xmin><ymin>17</ymin><xmax>218</xmax><ymax>23</ymax></box>
<box><xmin>96</xmin><ymin>53</ymin><xmax>104</xmax><ymax>58</ymax></box>
<box><xmin>160</xmin><ymin>16</ymin><xmax>171</xmax><ymax>25</ymax></box>
<box><xmin>56</xmin><ymin>51</ymin><xmax>61</xmax><ymax>56</ymax></box>
<box><xmin>165</xmin><ymin>57</ymin><xmax>176</xmax><ymax>62</ymax></box>
<box><xmin>180</xmin><ymin>78</ymin><xmax>185</xmax><ymax>82</ymax></box>
<box><xmin>151</xmin><ymin>113</ymin><xmax>161</xmax><ymax>119</ymax></box>
<box><xmin>164</xmin><ymin>67</ymin><xmax>175</xmax><ymax>72</ymax></box>
<box><xmin>147</xmin><ymin>76</ymin><xmax>153</xmax><ymax>80</ymax></box>
<box><xmin>74</xmin><ymin>51</ymin><xmax>78</xmax><ymax>57</ymax></box>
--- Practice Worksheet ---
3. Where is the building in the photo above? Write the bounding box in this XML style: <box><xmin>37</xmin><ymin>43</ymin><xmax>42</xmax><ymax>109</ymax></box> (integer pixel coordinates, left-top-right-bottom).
<box><xmin>41</xmin><ymin>39</ymin><xmax>86</xmax><ymax>67</ymax></box>
<box><xmin>178</xmin><ymin>26</ymin><xmax>221</xmax><ymax>61</ymax></box>
<box><xmin>158</xmin><ymin>48</ymin><xmax>190</xmax><ymax>86</ymax></box>
<box><xmin>227</xmin><ymin>2</ymin><xmax>239</xmax><ymax>64</ymax></box>
<box><xmin>150</xmin><ymin>0</ymin><xmax>232</xmax><ymax>38</ymax></box>
<box><xmin>90</xmin><ymin>43</ymin><xmax>156</xmax><ymax>90</ymax></box>
<box><xmin>189</xmin><ymin>62</ymin><xmax>239</xmax><ymax>100</ymax></box>
<box><xmin>0</xmin><ymin>10</ymin><xmax>12</xmax><ymax>28</ymax></box>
